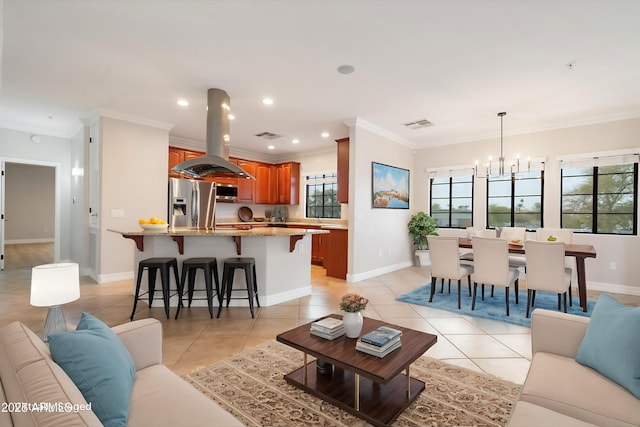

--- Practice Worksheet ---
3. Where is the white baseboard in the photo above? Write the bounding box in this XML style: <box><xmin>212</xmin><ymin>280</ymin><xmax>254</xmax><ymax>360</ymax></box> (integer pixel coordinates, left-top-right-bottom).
<box><xmin>97</xmin><ymin>271</ymin><xmax>134</xmax><ymax>284</ymax></box>
<box><xmin>4</xmin><ymin>238</ymin><xmax>54</xmax><ymax>244</ymax></box>
<box><xmin>347</xmin><ymin>261</ymin><xmax>414</xmax><ymax>283</ymax></box>
<box><xmin>586</xmin><ymin>281</ymin><xmax>640</xmax><ymax>296</ymax></box>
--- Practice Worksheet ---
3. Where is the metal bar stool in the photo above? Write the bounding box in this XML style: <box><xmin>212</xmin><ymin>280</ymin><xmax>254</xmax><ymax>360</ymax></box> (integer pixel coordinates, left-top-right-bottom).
<box><xmin>218</xmin><ymin>257</ymin><xmax>260</xmax><ymax>318</ymax></box>
<box><xmin>130</xmin><ymin>257</ymin><xmax>180</xmax><ymax>320</ymax></box>
<box><xmin>174</xmin><ymin>257</ymin><xmax>221</xmax><ymax>319</ymax></box>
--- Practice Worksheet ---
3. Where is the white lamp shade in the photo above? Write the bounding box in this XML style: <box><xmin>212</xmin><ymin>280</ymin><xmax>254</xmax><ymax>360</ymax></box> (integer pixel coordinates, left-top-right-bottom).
<box><xmin>30</xmin><ymin>263</ymin><xmax>80</xmax><ymax>307</ymax></box>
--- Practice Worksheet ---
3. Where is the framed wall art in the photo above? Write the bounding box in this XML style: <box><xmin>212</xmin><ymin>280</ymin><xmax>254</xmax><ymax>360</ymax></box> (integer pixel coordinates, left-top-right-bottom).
<box><xmin>371</xmin><ymin>162</ymin><xmax>410</xmax><ymax>209</ymax></box>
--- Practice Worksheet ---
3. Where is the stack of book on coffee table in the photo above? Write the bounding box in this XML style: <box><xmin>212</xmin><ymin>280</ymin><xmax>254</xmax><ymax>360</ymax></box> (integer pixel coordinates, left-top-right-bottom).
<box><xmin>356</xmin><ymin>326</ymin><xmax>402</xmax><ymax>358</ymax></box>
<box><xmin>310</xmin><ymin>317</ymin><xmax>345</xmax><ymax>340</ymax></box>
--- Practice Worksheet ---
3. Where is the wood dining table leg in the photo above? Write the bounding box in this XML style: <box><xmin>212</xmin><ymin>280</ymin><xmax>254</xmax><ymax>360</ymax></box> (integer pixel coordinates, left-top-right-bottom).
<box><xmin>575</xmin><ymin>256</ymin><xmax>588</xmax><ymax>312</ymax></box>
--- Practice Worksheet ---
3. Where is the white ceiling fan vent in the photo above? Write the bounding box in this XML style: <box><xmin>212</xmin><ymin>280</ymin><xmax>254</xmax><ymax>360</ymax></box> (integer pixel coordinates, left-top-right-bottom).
<box><xmin>255</xmin><ymin>131</ymin><xmax>282</xmax><ymax>140</ymax></box>
<box><xmin>403</xmin><ymin>119</ymin><xmax>434</xmax><ymax>129</ymax></box>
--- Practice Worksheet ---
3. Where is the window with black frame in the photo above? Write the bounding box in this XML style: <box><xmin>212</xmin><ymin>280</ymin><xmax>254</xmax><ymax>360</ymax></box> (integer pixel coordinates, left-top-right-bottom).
<box><xmin>305</xmin><ymin>173</ymin><xmax>341</xmax><ymax>219</ymax></box>
<box><xmin>430</xmin><ymin>175</ymin><xmax>473</xmax><ymax>228</ymax></box>
<box><xmin>561</xmin><ymin>156</ymin><xmax>638</xmax><ymax>235</ymax></box>
<box><xmin>487</xmin><ymin>170</ymin><xmax>543</xmax><ymax>230</ymax></box>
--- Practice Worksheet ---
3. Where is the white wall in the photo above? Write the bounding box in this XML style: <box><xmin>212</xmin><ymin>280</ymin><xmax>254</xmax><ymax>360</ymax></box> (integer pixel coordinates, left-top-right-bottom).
<box><xmin>414</xmin><ymin>117</ymin><xmax>640</xmax><ymax>294</ymax></box>
<box><xmin>347</xmin><ymin>120</ymin><xmax>415</xmax><ymax>282</ymax></box>
<box><xmin>97</xmin><ymin>117</ymin><xmax>169</xmax><ymax>281</ymax></box>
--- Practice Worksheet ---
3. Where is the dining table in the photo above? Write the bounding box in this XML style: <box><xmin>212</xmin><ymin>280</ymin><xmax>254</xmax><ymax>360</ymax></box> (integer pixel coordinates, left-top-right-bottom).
<box><xmin>458</xmin><ymin>237</ymin><xmax>597</xmax><ymax>312</ymax></box>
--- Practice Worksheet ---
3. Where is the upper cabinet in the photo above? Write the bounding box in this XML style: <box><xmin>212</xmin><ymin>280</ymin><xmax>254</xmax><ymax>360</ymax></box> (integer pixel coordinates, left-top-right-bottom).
<box><xmin>276</xmin><ymin>162</ymin><xmax>300</xmax><ymax>205</ymax></box>
<box><xmin>168</xmin><ymin>147</ymin><xmax>300</xmax><ymax>204</ymax></box>
<box><xmin>235</xmin><ymin>158</ymin><xmax>256</xmax><ymax>203</ymax></box>
<box><xmin>336</xmin><ymin>137</ymin><xmax>349</xmax><ymax>204</ymax></box>
<box><xmin>255</xmin><ymin>162</ymin><xmax>277</xmax><ymax>204</ymax></box>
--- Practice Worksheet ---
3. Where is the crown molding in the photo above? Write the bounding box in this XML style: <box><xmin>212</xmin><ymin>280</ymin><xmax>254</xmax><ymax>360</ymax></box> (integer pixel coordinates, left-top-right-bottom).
<box><xmin>344</xmin><ymin>117</ymin><xmax>416</xmax><ymax>149</ymax></box>
<box><xmin>96</xmin><ymin>108</ymin><xmax>175</xmax><ymax>131</ymax></box>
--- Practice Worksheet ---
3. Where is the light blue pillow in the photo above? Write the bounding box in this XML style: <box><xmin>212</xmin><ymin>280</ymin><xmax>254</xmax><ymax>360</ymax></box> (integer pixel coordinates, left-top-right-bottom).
<box><xmin>48</xmin><ymin>312</ymin><xmax>135</xmax><ymax>427</ymax></box>
<box><xmin>576</xmin><ymin>294</ymin><xmax>640</xmax><ymax>398</ymax></box>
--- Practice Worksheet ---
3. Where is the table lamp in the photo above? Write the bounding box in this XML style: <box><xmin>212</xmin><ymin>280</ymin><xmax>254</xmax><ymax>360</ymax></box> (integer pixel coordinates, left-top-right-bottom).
<box><xmin>30</xmin><ymin>263</ymin><xmax>80</xmax><ymax>341</ymax></box>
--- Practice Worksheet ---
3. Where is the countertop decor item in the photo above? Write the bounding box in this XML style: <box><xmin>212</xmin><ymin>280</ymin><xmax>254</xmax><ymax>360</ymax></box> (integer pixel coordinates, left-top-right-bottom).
<box><xmin>339</xmin><ymin>293</ymin><xmax>368</xmax><ymax>338</ymax></box>
<box><xmin>238</xmin><ymin>206</ymin><xmax>253</xmax><ymax>222</ymax></box>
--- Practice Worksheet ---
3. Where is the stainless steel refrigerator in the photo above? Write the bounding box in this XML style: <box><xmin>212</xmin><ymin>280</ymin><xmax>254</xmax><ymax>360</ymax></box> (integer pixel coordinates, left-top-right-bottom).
<box><xmin>168</xmin><ymin>178</ymin><xmax>217</xmax><ymax>229</ymax></box>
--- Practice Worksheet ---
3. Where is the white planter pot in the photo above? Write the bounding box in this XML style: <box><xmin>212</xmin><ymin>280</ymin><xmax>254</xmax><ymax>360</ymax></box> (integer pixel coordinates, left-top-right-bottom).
<box><xmin>342</xmin><ymin>311</ymin><xmax>364</xmax><ymax>338</ymax></box>
<box><xmin>415</xmin><ymin>250</ymin><xmax>431</xmax><ymax>267</ymax></box>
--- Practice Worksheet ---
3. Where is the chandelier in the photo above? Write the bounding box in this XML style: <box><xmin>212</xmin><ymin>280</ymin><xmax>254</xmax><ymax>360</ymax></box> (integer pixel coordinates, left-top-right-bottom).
<box><xmin>474</xmin><ymin>112</ymin><xmax>533</xmax><ymax>178</ymax></box>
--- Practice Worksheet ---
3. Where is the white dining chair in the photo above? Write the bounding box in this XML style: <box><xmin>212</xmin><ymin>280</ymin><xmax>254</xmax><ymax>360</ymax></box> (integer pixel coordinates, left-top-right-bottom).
<box><xmin>524</xmin><ymin>240</ymin><xmax>572</xmax><ymax>318</ymax></box>
<box><xmin>470</xmin><ymin>237</ymin><xmax>520</xmax><ymax>316</ymax></box>
<box><xmin>535</xmin><ymin>227</ymin><xmax>575</xmax><ymax>306</ymax></box>
<box><xmin>427</xmin><ymin>236</ymin><xmax>474</xmax><ymax>309</ymax></box>
<box><xmin>499</xmin><ymin>226</ymin><xmax>527</xmax><ymax>269</ymax></box>
<box><xmin>460</xmin><ymin>228</ymin><xmax>496</xmax><ymax>265</ymax></box>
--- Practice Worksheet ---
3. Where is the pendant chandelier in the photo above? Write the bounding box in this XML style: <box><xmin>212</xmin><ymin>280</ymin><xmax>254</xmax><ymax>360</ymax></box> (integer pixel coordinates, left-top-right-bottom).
<box><xmin>475</xmin><ymin>112</ymin><xmax>533</xmax><ymax>178</ymax></box>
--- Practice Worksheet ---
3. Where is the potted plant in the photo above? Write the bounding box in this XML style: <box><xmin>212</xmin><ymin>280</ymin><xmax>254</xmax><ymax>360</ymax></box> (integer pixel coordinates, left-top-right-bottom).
<box><xmin>339</xmin><ymin>293</ymin><xmax>369</xmax><ymax>338</ymax></box>
<box><xmin>408</xmin><ymin>211</ymin><xmax>439</xmax><ymax>266</ymax></box>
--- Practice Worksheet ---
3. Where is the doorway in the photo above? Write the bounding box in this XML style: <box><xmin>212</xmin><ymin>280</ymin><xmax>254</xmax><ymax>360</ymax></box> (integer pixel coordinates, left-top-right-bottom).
<box><xmin>1</xmin><ymin>162</ymin><xmax>57</xmax><ymax>271</ymax></box>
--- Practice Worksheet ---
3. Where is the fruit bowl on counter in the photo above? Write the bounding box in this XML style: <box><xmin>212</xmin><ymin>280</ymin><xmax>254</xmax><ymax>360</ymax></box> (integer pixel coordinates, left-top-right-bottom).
<box><xmin>139</xmin><ymin>217</ymin><xmax>168</xmax><ymax>231</ymax></box>
<box><xmin>140</xmin><ymin>223</ymin><xmax>168</xmax><ymax>231</ymax></box>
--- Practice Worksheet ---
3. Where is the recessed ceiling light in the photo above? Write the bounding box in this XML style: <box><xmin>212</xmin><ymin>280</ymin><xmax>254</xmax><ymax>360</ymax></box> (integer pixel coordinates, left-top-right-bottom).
<box><xmin>177</xmin><ymin>99</ymin><xmax>189</xmax><ymax>107</ymax></box>
<box><xmin>228</xmin><ymin>113</ymin><xmax>235</xmax><ymax>120</ymax></box>
<box><xmin>292</xmin><ymin>139</ymin><xmax>300</xmax><ymax>144</ymax></box>
<box><xmin>337</xmin><ymin>64</ymin><xmax>355</xmax><ymax>75</ymax></box>
<box><xmin>262</xmin><ymin>98</ymin><xmax>274</xmax><ymax>105</ymax></box>
<box><xmin>321</xmin><ymin>132</ymin><xmax>330</xmax><ymax>138</ymax></box>
<box><xmin>267</xmin><ymin>145</ymin><xmax>275</xmax><ymax>150</ymax></box>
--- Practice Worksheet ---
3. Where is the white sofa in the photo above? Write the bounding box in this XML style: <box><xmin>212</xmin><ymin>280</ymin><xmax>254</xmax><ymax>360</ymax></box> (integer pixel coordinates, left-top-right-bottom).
<box><xmin>0</xmin><ymin>318</ymin><xmax>244</xmax><ymax>427</ymax></box>
<box><xmin>508</xmin><ymin>309</ymin><xmax>640</xmax><ymax>427</ymax></box>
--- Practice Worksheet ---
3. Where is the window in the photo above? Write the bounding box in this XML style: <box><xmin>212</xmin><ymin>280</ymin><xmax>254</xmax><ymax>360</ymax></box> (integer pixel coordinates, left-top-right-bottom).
<box><xmin>430</xmin><ymin>175</ymin><xmax>473</xmax><ymax>228</ymax></box>
<box><xmin>305</xmin><ymin>173</ymin><xmax>341</xmax><ymax>219</ymax></box>
<box><xmin>561</xmin><ymin>159</ymin><xmax>638</xmax><ymax>235</ymax></box>
<box><xmin>487</xmin><ymin>170</ymin><xmax>543</xmax><ymax>230</ymax></box>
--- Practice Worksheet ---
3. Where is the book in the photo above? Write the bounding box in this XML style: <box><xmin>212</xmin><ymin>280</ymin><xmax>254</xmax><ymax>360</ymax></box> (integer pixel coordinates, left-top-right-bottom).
<box><xmin>310</xmin><ymin>328</ymin><xmax>344</xmax><ymax>340</ymax></box>
<box><xmin>310</xmin><ymin>317</ymin><xmax>344</xmax><ymax>333</ymax></box>
<box><xmin>356</xmin><ymin>336</ymin><xmax>401</xmax><ymax>353</ymax></box>
<box><xmin>359</xmin><ymin>326</ymin><xmax>402</xmax><ymax>347</ymax></box>
<box><xmin>356</xmin><ymin>340</ymin><xmax>402</xmax><ymax>358</ymax></box>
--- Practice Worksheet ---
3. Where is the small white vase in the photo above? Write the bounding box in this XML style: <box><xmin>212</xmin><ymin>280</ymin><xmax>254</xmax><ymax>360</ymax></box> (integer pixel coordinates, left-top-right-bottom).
<box><xmin>342</xmin><ymin>311</ymin><xmax>364</xmax><ymax>338</ymax></box>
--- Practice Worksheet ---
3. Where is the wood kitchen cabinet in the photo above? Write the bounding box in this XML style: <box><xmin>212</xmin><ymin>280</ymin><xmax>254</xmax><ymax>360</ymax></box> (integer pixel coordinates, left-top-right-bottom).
<box><xmin>276</xmin><ymin>162</ymin><xmax>300</xmax><ymax>205</ymax></box>
<box><xmin>311</xmin><ymin>233</ymin><xmax>325</xmax><ymax>265</ymax></box>
<box><xmin>168</xmin><ymin>146</ymin><xmax>204</xmax><ymax>178</ymax></box>
<box><xmin>255</xmin><ymin>162</ymin><xmax>277</xmax><ymax>204</ymax></box>
<box><xmin>235</xmin><ymin>158</ymin><xmax>256</xmax><ymax>203</ymax></box>
<box><xmin>336</xmin><ymin>137</ymin><xmax>349</xmax><ymax>203</ymax></box>
<box><xmin>323</xmin><ymin>228</ymin><xmax>348</xmax><ymax>280</ymax></box>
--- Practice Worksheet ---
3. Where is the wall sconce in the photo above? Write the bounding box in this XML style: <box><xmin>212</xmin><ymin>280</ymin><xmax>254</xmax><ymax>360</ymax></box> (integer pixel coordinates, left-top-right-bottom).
<box><xmin>30</xmin><ymin>263</ymin><xmax>80</xmax><ymax>341</ymax></box>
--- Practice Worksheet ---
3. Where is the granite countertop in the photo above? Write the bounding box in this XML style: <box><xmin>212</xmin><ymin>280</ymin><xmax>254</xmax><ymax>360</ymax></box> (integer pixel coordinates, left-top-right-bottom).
<box><xmin>108</xmin><ymin>227</ymin><xmax>329</xmax><ymax>237</ymax></box>
<box><xmin>216</xmin><ymin>221</ymin><xmax>348</xmax><ymax>230</ymax></box>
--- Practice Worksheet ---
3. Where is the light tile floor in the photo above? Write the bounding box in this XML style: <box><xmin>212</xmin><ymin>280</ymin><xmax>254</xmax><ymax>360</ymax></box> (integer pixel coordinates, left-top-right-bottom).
<box><xmin>2</xmin><ymin>255</ymin><xmax>638</xmax><ymax>385</ymax></box>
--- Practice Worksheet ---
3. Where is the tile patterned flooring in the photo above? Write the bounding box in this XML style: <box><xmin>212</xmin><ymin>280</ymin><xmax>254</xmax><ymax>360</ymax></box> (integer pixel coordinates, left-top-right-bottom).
<box><xmin>1</xmin><ymin>246</ymin><xmax>638</xmax><ymax>385</ymax></box>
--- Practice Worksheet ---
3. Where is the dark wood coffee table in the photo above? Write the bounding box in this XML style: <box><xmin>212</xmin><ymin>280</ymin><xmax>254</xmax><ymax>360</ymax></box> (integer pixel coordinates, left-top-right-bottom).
<box><xmin>276</xmin><ymin>315</ymin><xmax>437</xmax><ymax>427</ymax></box>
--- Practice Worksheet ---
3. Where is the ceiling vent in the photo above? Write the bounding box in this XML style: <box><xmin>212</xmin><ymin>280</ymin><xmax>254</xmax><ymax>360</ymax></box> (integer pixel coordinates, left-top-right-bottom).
<box><xmin>255</xmin><ymin>131</ymin><xmax>282</xmax><ymax>140</ymax></box>
<box><xmin>403</xmin><ymin>119</ymin><xmax>434</xmax><ymax>129</ymax></box>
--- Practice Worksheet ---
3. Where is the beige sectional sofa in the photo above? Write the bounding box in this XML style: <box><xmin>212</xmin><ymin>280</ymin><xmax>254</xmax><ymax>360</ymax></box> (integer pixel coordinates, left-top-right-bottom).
<box><xmin>508</xmin><ymin>309</ymin><xmax>640</xmax><ymax>427</ymax></box>
<box><xmin>0</xmin><ymin>318</ymin><xmax>243</xmax><ymax>427</ymax></box>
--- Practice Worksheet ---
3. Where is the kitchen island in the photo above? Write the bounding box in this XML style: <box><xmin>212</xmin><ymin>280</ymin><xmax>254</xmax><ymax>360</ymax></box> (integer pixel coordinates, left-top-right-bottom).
<box><xmin>109</xmin><ymin>226</ymin><xmax>328</xmax><ymax>307</ymax></box>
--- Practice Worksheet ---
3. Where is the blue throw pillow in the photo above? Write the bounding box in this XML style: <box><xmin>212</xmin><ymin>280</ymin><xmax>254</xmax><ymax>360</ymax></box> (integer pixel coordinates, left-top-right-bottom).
<box><xmin>575</xmin><ymin>294</ymin><xmax>640</xmax><ymax>398</ymax></box>
<box><xmin>48</xmin><ymin>312</ymin><xmax>135</xmax><ymax>427</ymax></box>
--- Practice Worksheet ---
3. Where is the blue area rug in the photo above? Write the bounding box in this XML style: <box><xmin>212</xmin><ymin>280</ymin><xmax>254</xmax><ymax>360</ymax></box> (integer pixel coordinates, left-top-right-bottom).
<box><xmin>396</xmin><ymin>282</ymin><xmax>596</xmax><ymax>328</ymax></box>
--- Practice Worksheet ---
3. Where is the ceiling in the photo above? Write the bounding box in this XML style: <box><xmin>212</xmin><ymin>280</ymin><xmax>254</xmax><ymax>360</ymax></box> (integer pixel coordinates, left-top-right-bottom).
<box><xmin>2</xmin><ymin>0</ymin><xmax>640</xmax><ymax>157</ymax></box>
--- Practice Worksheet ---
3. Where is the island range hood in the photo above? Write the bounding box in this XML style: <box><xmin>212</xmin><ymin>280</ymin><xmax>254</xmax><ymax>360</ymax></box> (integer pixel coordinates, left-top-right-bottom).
<box><xmin>171</xmin><ymin>88</ymin><xmax>255</xmax><ymax>179</ymax></box>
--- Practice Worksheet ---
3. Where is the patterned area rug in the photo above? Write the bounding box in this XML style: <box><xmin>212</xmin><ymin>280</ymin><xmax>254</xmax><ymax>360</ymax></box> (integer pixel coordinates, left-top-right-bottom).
<box><xmin>186</xmin><ymin>340</ymin><xmax>521</xmax><ymax>427</ymax></box>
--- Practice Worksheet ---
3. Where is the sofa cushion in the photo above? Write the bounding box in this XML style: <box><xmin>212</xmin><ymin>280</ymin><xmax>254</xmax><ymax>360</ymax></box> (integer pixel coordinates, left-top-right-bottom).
<box><xmin>521</xmin><ymin>352</ymin><xmax>640</xmax><ymax>427</ymax></box>
<box><xmin>508</xmin><ymin>401</ymin><xmax>598</xmax><ymax>427</ymax></box>
<box><xmin>575</xmin><ymin>294</ymin><xmax>640</xmax><ymax>398</ymax></box>
<box><xmin>127</xmin><ymin>364</ymin><xmax>244</xmax><ymax>427</ymax></box>
<box><xmin>48</xmin><ymin>313</ymin><xmax>135</xmax><ymax>427</ymax></box>
<box><xmin>0</xmin><ymin>321</ymin><xmax>102</xmax><ymax>427</ymax></box>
